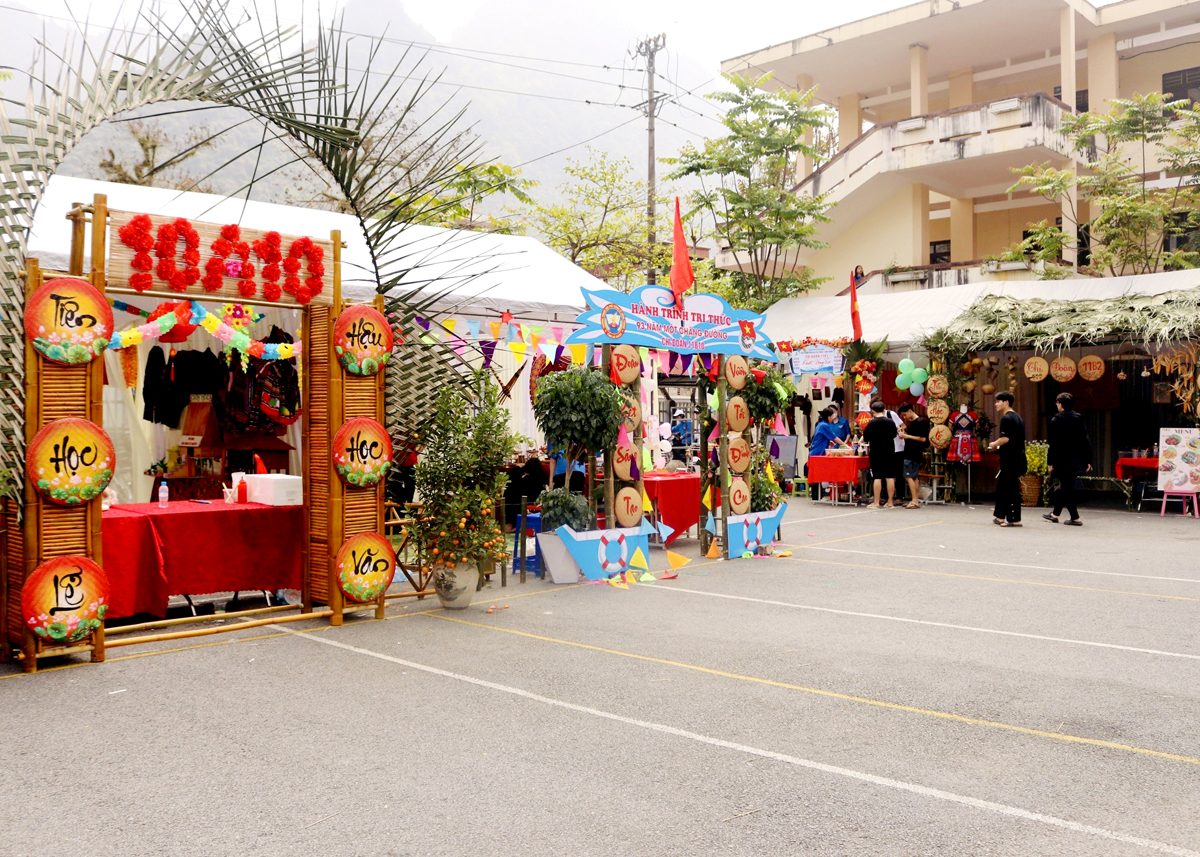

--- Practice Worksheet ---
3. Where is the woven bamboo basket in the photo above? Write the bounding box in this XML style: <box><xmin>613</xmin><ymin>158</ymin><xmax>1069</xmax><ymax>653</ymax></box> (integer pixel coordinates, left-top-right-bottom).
<box><xmin>1019</xmin><ymin>475</ymin><xmax>1043</xmax><ymax>507</ymax></box>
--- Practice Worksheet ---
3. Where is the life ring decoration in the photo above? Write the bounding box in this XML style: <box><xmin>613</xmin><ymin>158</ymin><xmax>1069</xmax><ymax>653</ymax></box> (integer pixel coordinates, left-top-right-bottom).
<box><xmin>597</xmin><ymin>531</ymin><xmax>629</xmax><ymax>574</ymax></box>
<box><xmin>741</xmin><ymin>515</ymin><xmax>763</xmax><ymax>551</ymax></box>
<box><xmin>333</xmin><ymin>305</ymin><xmax>393</xmax><ymax>376</ymax></box>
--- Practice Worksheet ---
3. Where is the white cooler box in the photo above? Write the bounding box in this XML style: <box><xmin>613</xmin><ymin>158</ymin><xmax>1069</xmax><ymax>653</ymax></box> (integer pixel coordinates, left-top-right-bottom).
<box><xmin>243</xmin><ymin>474</ymin><xmax>303</xmax><ymax>506</ymax></box>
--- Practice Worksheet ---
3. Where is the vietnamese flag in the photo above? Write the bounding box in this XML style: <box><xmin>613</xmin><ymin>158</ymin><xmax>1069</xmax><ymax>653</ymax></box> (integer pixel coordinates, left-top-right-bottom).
<box><xmin>849</xmin><ymin>269</ymin><xmax>863</xmax><ymax>341</ymax></box>
<box><xmin>668</xmin><ymin>197</ymin><xmax>694</xmax><ymax>310</ymax></box>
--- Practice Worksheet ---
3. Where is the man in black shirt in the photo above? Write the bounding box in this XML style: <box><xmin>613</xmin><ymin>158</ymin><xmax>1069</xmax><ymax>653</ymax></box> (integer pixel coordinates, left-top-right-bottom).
<box><xmin>897</xmin><ymin>403</ymin><xmax>929</xmax><ymax>509</ymax></box>
<box><xmin>987</xmin><ymin>391</ymin><xmax>1026</xmax><ymax>526</ymax></box>
<box><xmin>1044</xmin><ymin>391</ymin><xmax>1092</xmax><ymax>526</ymax></box>
<box><xmin>862</xmin><ymin>400</ymin><xmax>898</xmax><ymax>509</ymax></box>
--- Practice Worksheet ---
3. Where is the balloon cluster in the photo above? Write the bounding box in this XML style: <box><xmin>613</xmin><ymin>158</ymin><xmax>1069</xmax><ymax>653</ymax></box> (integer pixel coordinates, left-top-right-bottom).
<box><xmin>894</xmin><ymin>358</ymin><xmax>929</xmax><ymax>397</ymax></box>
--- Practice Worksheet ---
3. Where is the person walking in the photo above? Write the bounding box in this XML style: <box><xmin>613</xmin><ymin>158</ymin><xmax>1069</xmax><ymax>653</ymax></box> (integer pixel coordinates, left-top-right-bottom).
<box><xmin>1044</xmin><ymin>392</ymin><xmax>1092</xmax><ymax>526</ymax></box>
<box><xmin>987</xmin><ymin>391</ymin><xmax>1026</xmax><ymax>527</ymax></box>
<box><xmin>887</xmin><ymin>405</ymin><xmax>906</xmax><ymax>501</ymax></box>
<box><xmin>897</xmin><ymin>403</ymin><xmax>929</xmax><ymax>508</ymax></box>
<box><xmin>862</xmin><ymin>400</ymin><xmax>898</xmax><ymax>509</ymax></box>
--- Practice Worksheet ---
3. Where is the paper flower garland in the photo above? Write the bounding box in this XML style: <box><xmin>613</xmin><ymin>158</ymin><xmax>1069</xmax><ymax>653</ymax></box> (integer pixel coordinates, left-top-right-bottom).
<box><xmin>107</xmin><ymin>301</ymin><xmax>301</xmax><ymax>364</ymax></box>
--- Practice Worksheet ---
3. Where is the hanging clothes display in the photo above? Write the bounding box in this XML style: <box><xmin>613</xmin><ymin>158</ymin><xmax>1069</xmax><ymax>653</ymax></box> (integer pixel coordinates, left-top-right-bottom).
<box><xmin>141</xmin><ymin>345</ymin><xmax>167</xmax><ymax>424</ymax></box>
<box><xmin>946</xmin><ymin>409</ymin><xmax>981</xmax><ymax>463</ymax></box>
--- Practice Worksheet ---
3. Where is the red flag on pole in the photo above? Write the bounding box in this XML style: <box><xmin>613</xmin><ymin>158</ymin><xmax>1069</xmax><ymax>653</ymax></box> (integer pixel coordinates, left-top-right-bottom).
<box><xmin>849</xmin><ymin>269</ymin><xmax>864</xmax><ymax>341</ymax></box>
<box><xmin>669</xmin><ymin>197</ymin><xmax>694</xmax><ymax>310</ymax></box>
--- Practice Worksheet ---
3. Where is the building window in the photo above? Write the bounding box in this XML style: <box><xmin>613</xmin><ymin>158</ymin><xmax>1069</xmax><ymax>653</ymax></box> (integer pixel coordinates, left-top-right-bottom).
<box><xmin>1053</xmin><ymin>86</ymin><xmax>1089</xmax><ymax>112</ymax></box>
<box><xmin>1163</xmin><ymin>67</ymin><xmax>1200</xmax><ymax>107</ymax></box>
<box><xmin>929</xmin><ymin>240</ymin><xmax>950</xmax><ymax>265</ymax></box>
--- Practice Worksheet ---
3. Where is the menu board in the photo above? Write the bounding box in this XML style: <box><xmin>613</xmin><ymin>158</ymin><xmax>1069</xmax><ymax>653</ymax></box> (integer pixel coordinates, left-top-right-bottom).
<box><xmin>1157</xmin><ymin>427</ymin><xmax>1200</xmax><ymax>492</ymax></box>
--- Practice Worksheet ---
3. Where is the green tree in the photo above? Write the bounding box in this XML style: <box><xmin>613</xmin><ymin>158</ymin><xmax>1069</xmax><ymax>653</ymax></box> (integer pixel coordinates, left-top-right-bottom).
<box><xmin>418</xmin><ymin>162</ymin><xmax>536</xmax><ymax>233</ymax></box>
<box><xmin>96</xmin><ymin>119</ymin><xmax>215</xmax><ymax>191</ymax></box>
<box><xmin>1007</xmin><ymin>91</ymin><xmax>1200</xmax><ymax>277</ymax></box>
<box><xmin>525</xmin><ymin>147</ymin><xmax>670</xmax><ymax>290</ymax></box>
<box><xmin>666</xmin><ymin>74</ymin><xmax>834</xmax><ymax>310</ymax></box>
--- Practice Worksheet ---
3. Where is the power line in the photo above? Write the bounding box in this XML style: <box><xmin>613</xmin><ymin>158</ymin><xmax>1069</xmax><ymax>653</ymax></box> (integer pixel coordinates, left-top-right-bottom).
<box><xmin>514</xmin><ymin>116</ymin><xmax>642</xmax><ymax>168</ymax></box>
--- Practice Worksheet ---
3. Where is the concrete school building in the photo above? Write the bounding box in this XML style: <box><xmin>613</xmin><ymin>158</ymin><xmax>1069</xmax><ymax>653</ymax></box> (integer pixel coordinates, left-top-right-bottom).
<box><xmin>720</xmin><ymin>0</ymin><xmax>1200</xmax><ymax>296</ymax></box>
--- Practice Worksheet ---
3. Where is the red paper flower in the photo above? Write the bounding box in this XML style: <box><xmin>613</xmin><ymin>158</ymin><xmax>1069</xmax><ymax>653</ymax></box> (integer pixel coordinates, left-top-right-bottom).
<box><xmin>183</xmin><ymin>249</ymin><xmax>200</xmax><ymax>266</ymax></box>
<box><xmin>295</xmin><ymin>285</ymin><xmax>312</xmax><ymax>304</ymax></box>
<box><xmin>262</xmin><ymin>264</ymin><xmax>280</xmax><ymax>282</ymax></box>
<box><xmin>282</xmin><ymin>257</ymin><xmax>300</xmax><ymax>274</ymax></box>
<box><xmin>305</xmin><ymin>276</ymin><xmax>323</xmax><ymax>295</ymax></box>
<box><xmin>169</xmin><ymin>271</ymin><xmax>187</xmax><ymax>291</ymax></box>
<box><xmin>130</xmin><ymin>273</ymin><xmax>153</xmax><ymax>292</ymax></box>
<box><xmin>309</xmin><ymin>261</ymin><xmax>325</xmax><ymax>278</ymax></box>
<box><xmin>157</xmin><ymin>259</ymin><xmax>175</xmax><ymax>280</ymax></box>
<box><xmin>221</xmin><ymin>224</ymin><xmax>241</xmax><ymax>241</ymax></box>
<box><xmin>212</xmin><ymin>238</ymin><xmax>232</xmax><ymax>257</ymax></box>
<box><xmin>238</xmin><ymin>279</ymin><xmax>257</xmax><ymax>298</ymax></box>
<box><xmin>184</xmin><ymin>267</ymin><xmax>200</xmax><ymax>286</ymax></box>
<box><xmin>240</xmin><ymin>263</ymin><xmax>255</xmax><ymax>280</ymax></box>
<box><xmin>248</xmin><ymin>341</ymin><xmax>266</xmax><ymax>357</ymax></box>
<box><xmin>262</xmin><ymin>282</ymin><xmax>282</xmax><ymax>302</ymax></box>
<box><xmin>309</xmin><ymin>245</ymin><xmax>324</xmax><ymax>262</ymax></box>
<box><xmin>233</xmin><ymin>241</ymin><xmax>250</xmax><ymax>258</ymax></box>
<box><xmin>205</xmin><ymin>257</ymin><xmax>225</xmax><ymax>274</ymax></box>
<box><xmin>265</xmin><ymin>231</ymin><xmax>281</xmax><ymax>247</ymax></box>
<box><xmin>136</xmin><ymin>234</ymin><xmax>154</xmax><ymax>252</ymax></box>
<box><xmin>202</xmin><ymin>273</ymin><xmax>223</xmax><ymax>292</ymax></box>
<box><xmin>283</xmin><ymin>276</ymin><xmax>300</xmax><ymax>294</ymax></box>
<box><xmin>132</xmin><ymin>252</ymin><xmax>153</xmax><ymax>271</ymax></box>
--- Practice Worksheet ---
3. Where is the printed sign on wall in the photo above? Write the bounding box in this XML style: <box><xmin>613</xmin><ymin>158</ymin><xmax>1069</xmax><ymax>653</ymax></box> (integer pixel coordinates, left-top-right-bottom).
<box><xmin>335</xmin><ymin>532</ymin><xmax>396</xmax><ymax>603</ymax></box>
<box><xmin>334</xmin><ymin>305</ymin><xmax>394</xmax><ymax>376</ymax></box>
<box><xmin>25</xmin><ymin>278</ymin><xmax>113</xmax><ymax>365</ymax></box>
<box><xmin>22</xmin><ymin>556</ymin><xmax>109</xmax><ymax>644</ymax></box>
<box><xmin>27</xmin><ymin>418</ymin><xmax>115</xmax><ymax>505</ymax></box>
<box><xmin>332</xmin><ymin>418</ymin><xmax>393</xmax><ymax>487</ymax></box>
<box><xmin>1157</xmin><ymin>428</ymin><xmax>1200</xmax><ymax>492</ymax></box>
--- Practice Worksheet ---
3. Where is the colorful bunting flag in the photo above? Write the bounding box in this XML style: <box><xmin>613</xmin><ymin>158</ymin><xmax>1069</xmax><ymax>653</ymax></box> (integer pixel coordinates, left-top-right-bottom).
<box><xmin>667</xmin><ymin>550</ymin><xmax>691</xmax><ymax>570</ymax></box>
<box><xmin>657</xmin><ymin>520</ymin><xmax>674</xmax><ymax>541</ymax></box>
<box><xmin>444</xmin><ymin>319</ymin><xmax>457</xmax><ymax>334</ymax></box>
<box><xmin>490</xmin><ymin>321</ymin><xmax>502</xmax><ymax>339</ymax></box>
<box><xmin>629</xmin><ymin>547</ymin><xmax>649</xmax><ymax>571</ymax></box>
<box><xmin>466</xmin><ymin>320</ymin><xmax>480</xmax><ymax>339</ymax></box>
<box><xmin>617</xmin><ymin>424</ymin><xmax>631</xmax><ymax>449</ymax></box>
<box><xmin>773</xmin><ymin>413</ymin><xmax>788</xmax><ymax>435</ymax></box>
<box><xmin>706</xmin><ymin>541</ymin><xmax>721</xmax><ymax>559</ymax></box>
<box><xmin>701</xmin><ymin>487</ymin><xmax>712</xmax><ymax>509</ymax></box>
<box><xmin>511</xmin><ymin>342</ymin><xmax>527</xmax><ymax>359</ymax></box>
<box><xmin>639</xmin><ymin>571</ymin><xmax>657</xmax><ymax>583</ymax></box>
<box><xmin>501</xmin><ymin>311</ymin><xmax>514</xmax><ymax>324</ymax></box>
<box><xmin>642</xmin><ymin>487</ymin><xmax>653</xmax><ymax>511</ymax></box>
<box><xmin>552</xmin><ymin>326</ymin><xmax>564</xmax><ymax>343</ymax></box>
<box><xmin>704</xmin><ymin>513</ymin><xmax>716</xmax><ymax>534</ymax></box>
<box><xmin>569</xmin><ymin>344</ymin><xmax>586</xmax><ymax>365</ymax></box>
<box><xmin>481</xmin><ymin>340</ymin><xmax>497</xmax><ymax>368</ymax></box>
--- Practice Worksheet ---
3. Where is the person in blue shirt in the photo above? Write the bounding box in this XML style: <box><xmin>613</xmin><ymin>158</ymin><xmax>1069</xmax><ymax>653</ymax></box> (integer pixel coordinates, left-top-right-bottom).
<box><xmin>829</xmin><ymin>402</ymin><xmax>852</xmax><ymax>443</ymax></box>
<box><xmin>549</xmin><ymin>445</ymin><xmax>586</xmax><ymax>492</ymax></box>
<box><xmin>806</xmin><ymin>407</ymin><xmax>848</xmax><ymax>500</ymax></box>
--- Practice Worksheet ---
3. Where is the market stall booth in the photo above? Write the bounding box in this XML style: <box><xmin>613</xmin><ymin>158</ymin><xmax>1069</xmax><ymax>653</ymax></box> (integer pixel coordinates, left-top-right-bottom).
<box><xmin>4</xmin><ymin>195</ymin><xmax>404</xmax><ymax>671</ymax></box>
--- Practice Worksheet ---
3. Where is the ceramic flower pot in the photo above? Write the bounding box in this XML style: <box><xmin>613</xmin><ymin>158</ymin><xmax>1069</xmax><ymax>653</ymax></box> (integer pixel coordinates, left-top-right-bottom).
<box><xmin>435</xmin><ymin>562</ymin><xmax>482</xmax><ymax>610</ymax></box>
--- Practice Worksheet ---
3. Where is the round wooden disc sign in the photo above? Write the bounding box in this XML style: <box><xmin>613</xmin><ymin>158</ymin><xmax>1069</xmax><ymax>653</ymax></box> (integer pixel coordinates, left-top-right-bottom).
<box><xmin>727</xmin><ymin>436</ymin><xmax>751</xmax><ymax>473</ymax></box>
<box><xmin>1024</xmin><ymin>356</ymin><xmax>1049</xmax><ymax>382</ymax></box>
<box><xmin>1078</xmin><ymin>354</ymin><xmax>1105</xmax><ymax>382</ymax></box>
<box><xmin>23</xmin><ymin>555</ymin><xmax>109</xmax><ymax>645</ymax></box>
<box><xmin>613</xmin><ymin>444</ymin><xmax>634</xmax><ymax>481</ymax></box>
<box><xmin>724</xmin><ymin>355</ymin><xmax>749</xmax><ymax>390</ymax></box>
<box><xmin>927</xmin><ymin>399</ymin><xmax>951</xmax><ymax>425</ymax></box>
<box><xmin>332</xmin><ymin>418</ymin><xmax>393</xmax><ymax>487</ymax></box>
<box><xmin>611</xmin><ymin>344</ymin><xmax>640</xmax><ymax>385</ymax></box>
<box><xmin>729</xmin><ymin>477</ymin><xmax>751</xmax><ymax>514</ymax></box>
<box><xmin>614</xmin><ymin>486</ymin><xmax>642</xmax><ymax>527</ymax></box>
<box><xmin>1050</xmin><ymin>355</ymin><xmax>1077</xmax><ymax>383</ymax></box>
<box><xmin>726</xmin><ymin>396</ymin><xmax>750</xmax><ymax>432</ymax></box>
<box><xmin>618</xmin><ymin>388</ymin><xmax>642</xmax><ymax>431</ymax></box>
<box><xmin>27</xmin><ymin>418</ymin><xmax>115</xmax><ymax>506</ymax></box>
<box><xmin>925</xmin><ymin>374</ymin><xmax>949</xmax><ymax>398</ymax></box>
<box><xmin>335</xmin><ymin>532</ymin><xmax>396</xmax><ymax>603</ymax></box>
<box><xmin>26</xmin><ymin>277</ymin><xmax>113</xmax><ymax>365</ymax></box>
<box><xmin>333</xmin><ymin>305</ymin><xmax>393</xmax><ymax>376</ymax></box>
<box><xmin>929</xmin><ymin>423</ymin><xmax>953</xmax><ymax>449</ymax></box>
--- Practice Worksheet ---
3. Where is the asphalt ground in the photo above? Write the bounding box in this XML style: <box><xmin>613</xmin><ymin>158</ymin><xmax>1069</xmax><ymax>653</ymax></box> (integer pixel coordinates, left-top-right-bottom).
<box><xmin>3</xmin><ymin>500</ymin><xmax>1200</xmax><ymax>856</ymax></box>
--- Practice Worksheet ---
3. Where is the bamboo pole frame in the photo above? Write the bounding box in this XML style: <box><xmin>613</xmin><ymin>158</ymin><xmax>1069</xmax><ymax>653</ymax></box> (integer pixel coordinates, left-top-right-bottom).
<box><xmin>717</xmin><ymin>356</ymin><xmax>731</xmax><ymax>561</ymax></box>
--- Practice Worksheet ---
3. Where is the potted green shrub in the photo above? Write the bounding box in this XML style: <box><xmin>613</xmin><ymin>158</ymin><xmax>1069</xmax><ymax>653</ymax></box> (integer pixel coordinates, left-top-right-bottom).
<box><xmin>535</xmin><ymin>487</ymin><xmax>594</xmax><ymax>583</ymax></box>
<box><xmin>412</xmin><ymin>374</ymin><xmax>516</xmax><ymax>609</ymax></box>
<box><xmin>532</xmin><ymin>366</ymin><xmax>623</xmax><ymax>581</ymax></box>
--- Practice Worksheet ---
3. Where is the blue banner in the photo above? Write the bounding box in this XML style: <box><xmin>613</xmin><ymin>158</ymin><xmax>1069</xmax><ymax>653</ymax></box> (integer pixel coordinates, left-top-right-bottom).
<box><xmin>565</xmin><ymin>285</ymin><xmax>779</xmax><ymax>362</ymax></box>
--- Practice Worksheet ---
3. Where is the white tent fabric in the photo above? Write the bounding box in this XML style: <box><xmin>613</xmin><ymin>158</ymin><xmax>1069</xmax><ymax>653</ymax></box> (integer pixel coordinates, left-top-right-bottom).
<box><xmin>763</xmin><ymin>273</ymin><xmax>1200</xmax><ymax>349</ymax></box>
<box><xmin>27</xmin><ymin>175</ymin><xmax>595</xmax><ymax>321</ymax></box>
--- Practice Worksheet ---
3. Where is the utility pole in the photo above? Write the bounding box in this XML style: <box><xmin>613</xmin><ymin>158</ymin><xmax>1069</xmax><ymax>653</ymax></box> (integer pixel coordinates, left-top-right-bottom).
<box><xmin>633</xmin><ymin>34</ymin><xmax>666</xmax><ymax>286</ymax></box>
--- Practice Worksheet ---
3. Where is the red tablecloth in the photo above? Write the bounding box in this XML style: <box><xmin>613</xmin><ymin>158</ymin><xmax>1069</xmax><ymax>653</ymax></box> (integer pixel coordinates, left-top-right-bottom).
<box><xmin>103</xmin><ymin>502</ymin><xmax>304</xmax><ymax>619</ymax></box>
<box><xmin>643</xmin><ymin>472</ymin><xmax>701</xmax><ymax>545</ymax></box>
<box><xmin>1114</xmin><ymin>457</ymin><xmax>1158</xmax><ymax>480</ymax></box>
<box><xmin>807</xmin><ymin>455</ymin><xmax>870</xmax><ymax>484</ymax></box>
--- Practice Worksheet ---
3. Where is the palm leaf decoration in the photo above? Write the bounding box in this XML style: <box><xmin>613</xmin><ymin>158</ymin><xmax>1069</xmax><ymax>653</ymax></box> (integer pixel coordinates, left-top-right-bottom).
<box><xmin>0</xmin><ymin>0</ymin><xmax>506</xmax><ymax>507</ymax></box>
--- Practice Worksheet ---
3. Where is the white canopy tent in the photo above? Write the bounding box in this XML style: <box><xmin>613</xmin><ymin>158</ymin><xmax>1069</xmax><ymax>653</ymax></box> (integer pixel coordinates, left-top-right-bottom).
<box><xmin>763</xmin><ymin>274</ymin><xmax>1200</xmax><ymax>350</ymax></box>
<box><xmin>27</xmin><ymin>176</ymin><xmax>604</xmax><ymax>448</ymax></box>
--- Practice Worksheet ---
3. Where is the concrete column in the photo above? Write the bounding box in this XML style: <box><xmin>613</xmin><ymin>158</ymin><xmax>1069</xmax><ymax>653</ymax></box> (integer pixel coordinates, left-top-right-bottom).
<box><xmin>796</xmin><ymin>74</ymin><xmax>815</xmax><ymax>181</ymax></box>
<box><xmin>949</xmin><ymin>68</ymin><xmax>975</xmax><ymax>108</ymax></box>
<box><xmin>838</xmin><ymin>93</ymin><xmax>862</xmax><ymax>150</ymax></box>
<box><xmin>910</xmin><ymin>44</ymin><xmax>929</xmax><ymax>116</ymax></box>
<box><xmin>1087</xmin><ymin>32</ymin><xmax>1118</xmax><ymax>114</ymax></box>
<box><xmin>911</xmin><ymin>184</ymin><xmax>930</xmax><ymax>266</ymax></box>
<box><xmin>1060</xmin><ymin>6</ymin><xmax>1077</xmax><ymax>110</ymax></box>
<box><xmin>950</xmin><ymin>198</ymin><xmax>975</xmax><ymax>263</ymax></box>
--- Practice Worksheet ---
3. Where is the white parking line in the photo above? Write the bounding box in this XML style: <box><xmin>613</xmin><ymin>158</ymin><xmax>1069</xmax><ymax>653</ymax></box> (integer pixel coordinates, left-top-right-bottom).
<box><xmin>807</xmin><ymin>547</ymin><xmax>1200</xmax><ymax>585</ymax></box>
<box><xmin>650</xmin><ymin>586</ymin><xmax>1200</xmax><ymax>661</ymax></box>
<box><xmin>289</xmin><ymin>630</ymin><xmax>1199</xmax><ymax>857</ymax></box>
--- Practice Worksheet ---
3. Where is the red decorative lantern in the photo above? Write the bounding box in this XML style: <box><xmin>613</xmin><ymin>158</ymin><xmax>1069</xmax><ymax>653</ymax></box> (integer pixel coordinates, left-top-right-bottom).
<box><xmin>148</xmin><ymin>300</ymin><xmax>197</xmax><ymax>343</ymax></box>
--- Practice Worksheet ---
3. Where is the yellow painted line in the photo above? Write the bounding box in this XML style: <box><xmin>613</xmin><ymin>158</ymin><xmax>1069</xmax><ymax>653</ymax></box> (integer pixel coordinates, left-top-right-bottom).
<box><xmin>427</xmin><ymin>612</ymin><xmax>1200</xmax><ymax>768</ymax></box>
<box><xmin>783</xmin><ymin>556</ymin><xmax>1200</xmax><ymax>603</ymax></box>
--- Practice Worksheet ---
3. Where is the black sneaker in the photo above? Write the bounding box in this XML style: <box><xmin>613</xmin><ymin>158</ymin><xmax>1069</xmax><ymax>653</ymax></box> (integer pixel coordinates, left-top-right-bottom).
<box><xmin>1064</xmin><ymin>519</ymin><xmax>1083</xmax><ymax>526</ymax></box>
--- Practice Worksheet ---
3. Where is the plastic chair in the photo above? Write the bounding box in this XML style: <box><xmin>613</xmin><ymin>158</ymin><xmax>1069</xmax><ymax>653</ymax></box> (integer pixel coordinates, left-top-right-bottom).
<box><xmin>512</xmin><ymin>510</ymin><xmax>543</xmax><ymax>576</ymax></box>
<box><xmin>1160</xmin><ymin>492</ymin><xmax>1199</xmax><ymax>517</ymax></box>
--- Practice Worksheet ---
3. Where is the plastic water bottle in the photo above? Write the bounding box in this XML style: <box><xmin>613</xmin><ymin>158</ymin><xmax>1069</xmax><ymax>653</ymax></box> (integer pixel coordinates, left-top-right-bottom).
<box><xmin>158</xmin><ymin>481</ymin><xmax>169</xmax><ymax>509</ymax></box>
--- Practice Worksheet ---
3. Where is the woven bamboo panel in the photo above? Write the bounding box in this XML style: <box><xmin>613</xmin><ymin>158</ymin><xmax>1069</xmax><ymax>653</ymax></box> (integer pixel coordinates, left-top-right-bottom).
<box><xmin>3</xmin><ymin>501</ymin><xmax>18</xmax><ymax>642</ymax></box>
<box><xmin>309</xmin><ymin>547</ymin><xmax>329</xmax><ymax>602</ymax></box>
<box><xmin>39</xmin><ymin>364</ymin><xmax>88</xmax><ymax>420</ymax></box>
<box><xmin>107</xmin><ymin>210</ymin><xmax>334</xmax><ymax>307</ymax></box>
<box><xmin>305</xmin><ymin>304</ymin><xmax>332</xmax><ymax>604</ymax></box>
<box><xmin>343</xmin><ymin>490</ymin><xmax>380</xmax><ymax>536</ymax></box>
<box><xmin>38</xmin><ymin>504</ymin><xmax>88</xmax><ymax>556</ymax></box>
<box><xmin>343</xmin><ymin>376</ymin><xmax>378</xmax><ymax>420</ymax></box>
